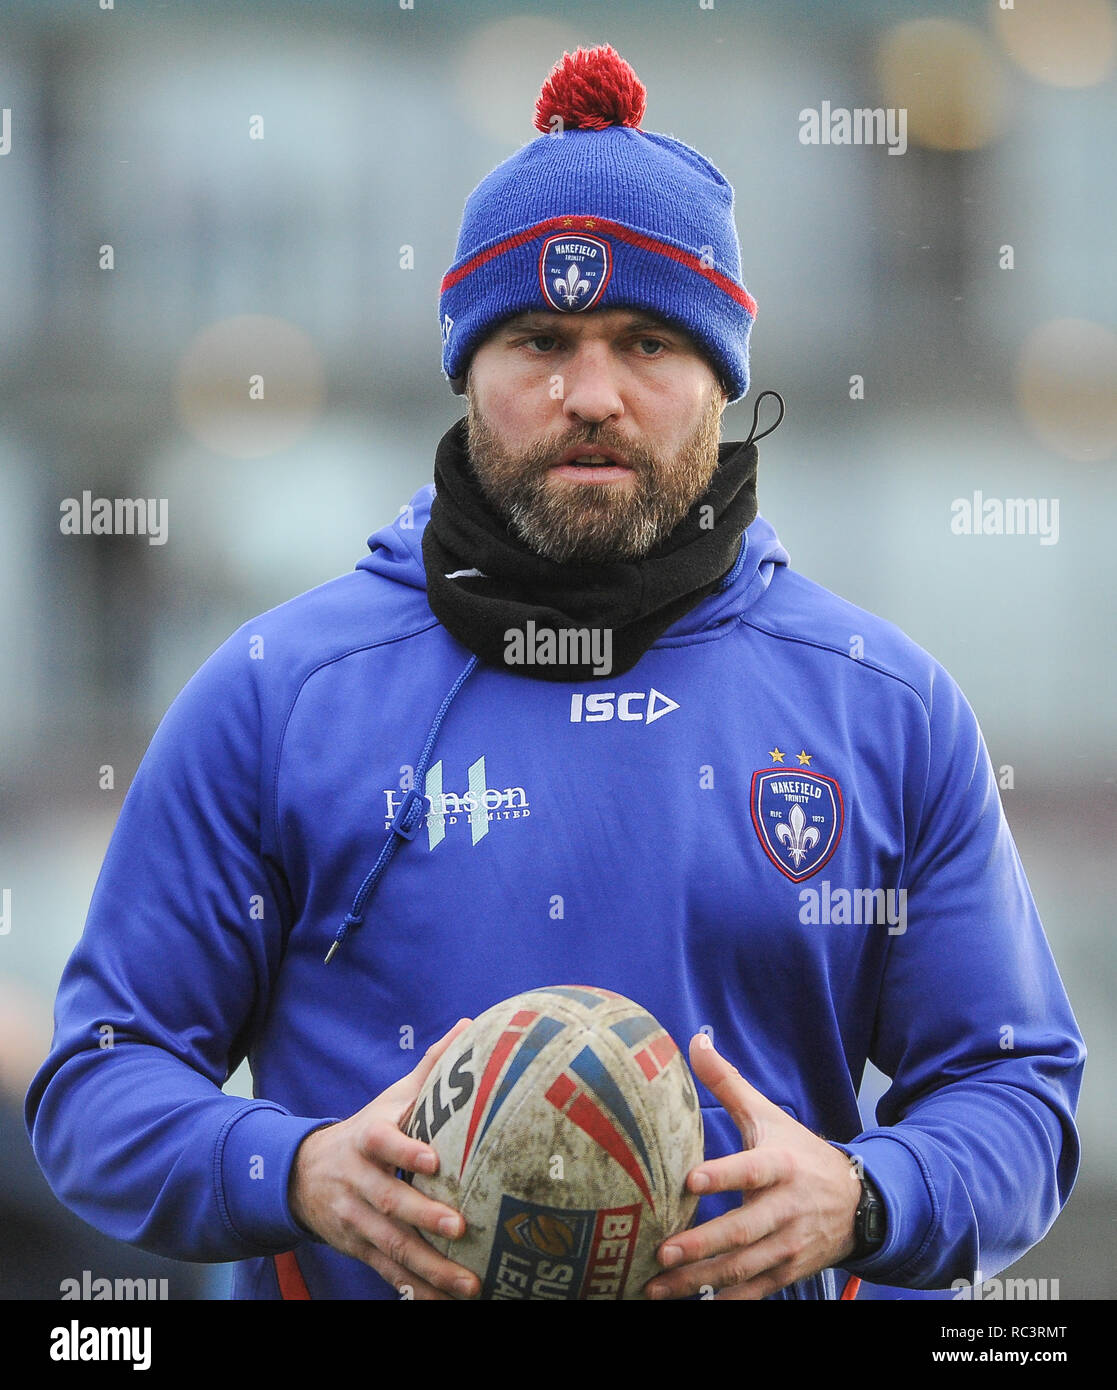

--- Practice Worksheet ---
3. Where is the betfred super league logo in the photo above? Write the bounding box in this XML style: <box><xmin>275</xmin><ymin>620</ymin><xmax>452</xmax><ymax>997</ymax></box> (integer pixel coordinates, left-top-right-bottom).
<box><xmin>751</xmin><ymin>768</ymin><xmax>844</xmax><ymax>882</ymax></box>
<box><xmin>539</xmin><ymin>233</ymin><xmax>612</xmax><ymax>311</ymax></box>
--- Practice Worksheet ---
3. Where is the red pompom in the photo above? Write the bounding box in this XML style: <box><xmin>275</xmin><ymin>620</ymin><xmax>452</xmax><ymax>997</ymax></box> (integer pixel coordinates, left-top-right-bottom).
<box><xmin>533</xmin><ymin>45</ymin><xmax>647</xmax><ymax>133</ymax></box>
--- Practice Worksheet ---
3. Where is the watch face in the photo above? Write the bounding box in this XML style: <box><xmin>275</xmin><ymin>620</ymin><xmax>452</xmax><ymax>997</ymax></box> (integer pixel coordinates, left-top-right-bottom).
<box><xmin>857</xmin><ymin>1180</ymin><xmax>886</xmax><ymax>1253</ymax></box>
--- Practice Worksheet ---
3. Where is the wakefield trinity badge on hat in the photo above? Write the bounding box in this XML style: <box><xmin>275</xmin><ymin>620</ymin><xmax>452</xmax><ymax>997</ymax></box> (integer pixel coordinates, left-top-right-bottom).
<box><xmin>538</xmin><ymin>232</ymin><xmax>613</xmax><ymax>312</ymax></box>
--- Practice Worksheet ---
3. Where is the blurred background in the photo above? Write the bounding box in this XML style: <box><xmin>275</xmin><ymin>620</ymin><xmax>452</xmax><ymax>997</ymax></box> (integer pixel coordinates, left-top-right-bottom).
<box><xmin>0</xmin><ymin>0</ymin><xmax>1113</xmax><ymax>1299</ymax></box>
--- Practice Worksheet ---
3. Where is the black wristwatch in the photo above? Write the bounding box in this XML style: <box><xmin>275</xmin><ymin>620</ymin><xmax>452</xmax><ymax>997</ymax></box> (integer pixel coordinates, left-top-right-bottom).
<box><xmin>852</xmin><ymin>1175</ymin><xmax>886</xmax><ymax>1258</ymax></box>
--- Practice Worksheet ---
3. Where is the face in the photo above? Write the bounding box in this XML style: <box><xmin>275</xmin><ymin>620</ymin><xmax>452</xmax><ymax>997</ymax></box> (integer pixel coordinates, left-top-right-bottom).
<box><xmin>465</xmin><ymin>308</ymin><xmax>728</xmax><ymax>564</ymax></box>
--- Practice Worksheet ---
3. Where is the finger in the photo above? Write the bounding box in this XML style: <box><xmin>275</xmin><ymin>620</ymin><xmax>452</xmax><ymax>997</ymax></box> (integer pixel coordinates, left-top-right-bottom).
<box><xmin>656</xmin><ymin>1189</ymin><xmax>789</xmax><ymax>1272</ymax></box>
<box><xmin>357</xmin><ymin>1117</ymin><xmax>443</xmax><ymax>1181</ymax></box>
<box><xmin>647</xmin><ymin>1230</ymin><xmax>796</xmax><ymax>1302</ymax></box>
<box><xmin>685</xmin><ymin>1146</ymin><xmax>791</xmax><ymax>1199</ymax></box>
<box><xmin>354</xmin><ymin>1161</ymin><xmax>467</xmax><ymax>1240</ymax></box>
<box><xmin>713</xmin><ymin>1257</ymin><xmax>800</xmax><ymax>1302</ymax></box>
<box><xmin>688</xmin><ymin>1034</ymin><xmax>774</xmax><ymax>1138</ymax></box>
<box><xmin>421</xmin><ymin>1016</ymin><xmax>475</xmax><ymax>1066</ymax></box>
<box><xmin>357</xmin><ymin>1245</ymin><xmax>458</xmax><ymax>1302</ymax></box>
<box><xmin>383</xmin><ymin>1017</ymin><xmax>474</xmax><ymax>1112</ymax></box>
<box><xmin>356</xmin><ymin>1209</ymin><xmax>481</xmax><ymax>1299</ymax></box>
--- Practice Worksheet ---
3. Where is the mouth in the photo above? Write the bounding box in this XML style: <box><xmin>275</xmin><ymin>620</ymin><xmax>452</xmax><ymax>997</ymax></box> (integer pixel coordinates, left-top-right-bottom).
<box><xmin>549</xmin><ymin>446</ymin><xmax>635</xmax><ymax>485</ymax></box>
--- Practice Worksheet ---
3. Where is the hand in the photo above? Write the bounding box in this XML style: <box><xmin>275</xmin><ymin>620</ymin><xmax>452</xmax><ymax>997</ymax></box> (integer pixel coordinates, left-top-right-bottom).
<box><xmin>288</xmin><ymin>1018</ymin><xmax>481</xmax><ymax>1301</ymax></box>
<box><xmin>645</xmin><ymin>1035</ymin><xmax>861</xmax><ymax>1301</ymax></box>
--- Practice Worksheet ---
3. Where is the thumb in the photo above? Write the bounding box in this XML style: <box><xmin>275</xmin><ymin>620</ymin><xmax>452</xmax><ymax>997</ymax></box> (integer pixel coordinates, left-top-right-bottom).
<box><xmin>688</xmin><ymin>1034</ymin><xmax>772</xmax><ymax>1147</ymax></box>
<box><xmin>384</xmin><ymin>1017</ymin><xmax>474</xmax><ymax>1116</ymax></box>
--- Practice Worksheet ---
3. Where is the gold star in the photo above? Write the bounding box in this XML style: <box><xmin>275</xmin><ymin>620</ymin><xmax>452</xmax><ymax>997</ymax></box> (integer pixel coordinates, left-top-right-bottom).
<box><xmin>797</xmin><ymin>751</ymin><xmax>812</xmax><ymax>766</ymax></box>
<box><xmin>584</xmin><ymin>217</ymin><xmax>597</xmax><ymax>229</ymax></box>
<box><xmin>769</xmin><ymin>748</ymin><xmax>785</xmax><ymax>764</ymax></box>
<box><xmin>561</xmin><ymin>217</ymin><xmax>573</xmax><ymax>228</ymax></box>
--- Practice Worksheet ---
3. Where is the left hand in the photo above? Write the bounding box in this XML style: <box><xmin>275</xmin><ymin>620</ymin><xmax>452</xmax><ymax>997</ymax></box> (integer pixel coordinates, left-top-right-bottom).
<box><xmin>645</xmin><ymin>1035</ymin><xmax>862</xmax><ymax>1301</ymax></box>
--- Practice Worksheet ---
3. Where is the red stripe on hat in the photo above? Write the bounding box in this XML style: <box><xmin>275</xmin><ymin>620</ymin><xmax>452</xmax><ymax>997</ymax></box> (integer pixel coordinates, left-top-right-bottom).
<box><xmin>440</xmin><ymin>215</ymin><xmax>757</xmax><ymax>317</ymax></box>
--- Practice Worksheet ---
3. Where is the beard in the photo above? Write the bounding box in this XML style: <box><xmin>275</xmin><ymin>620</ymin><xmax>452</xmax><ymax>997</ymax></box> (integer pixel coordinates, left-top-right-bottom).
<box><xmin>464</xmin><ymin>387</ymin><xmax>725</xmax><ymax>565</ymax></box>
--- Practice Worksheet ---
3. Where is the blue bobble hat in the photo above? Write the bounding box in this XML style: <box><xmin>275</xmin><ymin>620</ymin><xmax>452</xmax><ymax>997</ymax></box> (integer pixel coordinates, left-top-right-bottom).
<box><xmin>439</xmin><ymin>45</ymin><xmax>757</xmax><ymax>401</ymax></box>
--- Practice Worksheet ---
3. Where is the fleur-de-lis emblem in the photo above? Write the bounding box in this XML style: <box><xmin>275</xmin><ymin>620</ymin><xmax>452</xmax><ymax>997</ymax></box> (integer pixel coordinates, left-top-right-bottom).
<box><xmin>554</xmin><ymin>262</ymin><xmax>591</xmax><ymax>308</ymax></box>
<box><xmin>774</xmin><ymin>803</ymin><xmax>819</xmax><ymax>867</ymax></box>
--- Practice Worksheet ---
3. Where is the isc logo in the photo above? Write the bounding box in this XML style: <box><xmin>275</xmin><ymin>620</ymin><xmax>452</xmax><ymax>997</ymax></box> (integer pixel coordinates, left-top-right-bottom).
<box><xmin>569</xmin><ymin>690</ymin><xmax>679</xmax><ymax>725</ymax></box>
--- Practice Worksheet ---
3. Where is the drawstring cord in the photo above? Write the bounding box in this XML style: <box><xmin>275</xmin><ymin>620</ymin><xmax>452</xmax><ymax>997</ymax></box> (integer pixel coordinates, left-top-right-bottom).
<box><xmin>324</xmin><ymin>653</ymin><xmax>479</xmax><ymax>963</ymax></box>
<box><xmin>718</xmin><ymin>389</ymin><xmax>784</xmax><ymax>592</ymax></box>
<box><xmin>744</xmin><ymin>388</ymin><xmax>785</xmax><ymax>447</ymax></box>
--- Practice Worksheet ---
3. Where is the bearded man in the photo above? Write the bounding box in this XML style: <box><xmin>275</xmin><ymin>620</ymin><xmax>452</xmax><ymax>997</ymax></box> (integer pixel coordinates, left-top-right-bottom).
<box><xmin>27</xmin><ymin>46</ymin><xmax>1083</xmax><ymax>1303</ymax></box>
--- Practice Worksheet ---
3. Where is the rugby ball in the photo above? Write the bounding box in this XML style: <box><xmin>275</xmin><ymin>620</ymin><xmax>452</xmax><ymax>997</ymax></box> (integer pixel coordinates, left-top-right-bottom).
<box><xmin>404</xmin><ymin>985</ymin><xmax>704</xmax><ymax>1300</ymax></box>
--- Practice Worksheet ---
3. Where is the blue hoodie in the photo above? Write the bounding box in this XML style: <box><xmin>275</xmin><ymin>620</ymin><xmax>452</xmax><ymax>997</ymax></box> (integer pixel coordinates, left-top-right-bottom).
<box><xmin>26</xmin><ymin>485</ymin><xmax>1084</xmax><ymax>1300</ymax></box>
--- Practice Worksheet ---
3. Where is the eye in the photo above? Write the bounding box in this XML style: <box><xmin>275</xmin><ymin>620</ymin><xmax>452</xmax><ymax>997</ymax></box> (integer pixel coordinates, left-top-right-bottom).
<box><xmin>523</xmin><ymin>334</ymin><xmax>559</xmax><ymax>352</ymax></box>
<box><xmin>634</xmin><ymin>337</ymin><xmax>667</xmax><ymax>355</ymax></box>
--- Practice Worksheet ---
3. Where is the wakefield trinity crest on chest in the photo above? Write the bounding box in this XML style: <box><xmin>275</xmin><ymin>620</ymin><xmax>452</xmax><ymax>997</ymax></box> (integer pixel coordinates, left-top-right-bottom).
<box><xmin>751</xmin><ymin>765</ymin><xmax>844</xmax><ymax>882</ymax></box>
<box><xmin>539</xmin><ymin>233</ymin><xmax>613</xmax><ymax>311</ymax></box>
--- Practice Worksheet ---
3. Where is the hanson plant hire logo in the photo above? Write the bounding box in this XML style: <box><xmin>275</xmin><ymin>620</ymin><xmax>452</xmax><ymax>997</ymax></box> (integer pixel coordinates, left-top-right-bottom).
<box><xmin>383</xmin><ymin>755</ymin><xmax>529</xmax><ymax>852</ymax></box>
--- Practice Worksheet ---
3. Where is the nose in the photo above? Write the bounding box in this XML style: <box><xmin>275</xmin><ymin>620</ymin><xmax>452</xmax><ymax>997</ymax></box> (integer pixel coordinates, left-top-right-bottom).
<box><xmin>560</xmin><ymin>339</ymin><xmax>625</xmax><ymax>427</ymax></box>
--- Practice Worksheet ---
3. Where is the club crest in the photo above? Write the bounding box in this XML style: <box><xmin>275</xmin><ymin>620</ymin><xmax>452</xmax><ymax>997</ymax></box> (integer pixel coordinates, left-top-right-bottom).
<box><xmin>751</xmin><ymin>767</ymin><xmax>844</xmax><ymax>882</ymax></box>
<box><xmin>538</xmin><ymin>233</ymin><xmax>613</xmax><ymax>312</ymax></box>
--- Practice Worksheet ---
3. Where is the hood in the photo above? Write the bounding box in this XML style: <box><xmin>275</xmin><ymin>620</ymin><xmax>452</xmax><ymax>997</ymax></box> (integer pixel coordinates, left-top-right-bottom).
<box><xmin>356</xmin><ymin>476</ymin><xmax>789</xmax><ymax>641</ymax></box>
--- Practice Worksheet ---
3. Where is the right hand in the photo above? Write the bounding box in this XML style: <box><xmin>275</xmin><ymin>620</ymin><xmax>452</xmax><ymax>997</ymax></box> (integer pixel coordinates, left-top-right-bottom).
<box><xmin>288</xmin><ymin>1018</ymin><xmax>481</xmax><ymax>1300</ymax></box>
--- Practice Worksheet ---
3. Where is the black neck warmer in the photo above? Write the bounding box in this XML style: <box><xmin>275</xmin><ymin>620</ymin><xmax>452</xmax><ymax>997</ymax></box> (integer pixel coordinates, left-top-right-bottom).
<box><xmin>422</xmin><ymin>417</ymin><xmax>762</xmax><ymax>682</ymax></box>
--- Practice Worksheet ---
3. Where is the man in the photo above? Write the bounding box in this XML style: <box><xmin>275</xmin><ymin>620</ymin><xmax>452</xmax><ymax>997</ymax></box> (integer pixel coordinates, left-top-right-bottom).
<box><xmin>27</xmin><ymin>46</ymin><xmax>1083</xmax><ymax>1301</ymax></box>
